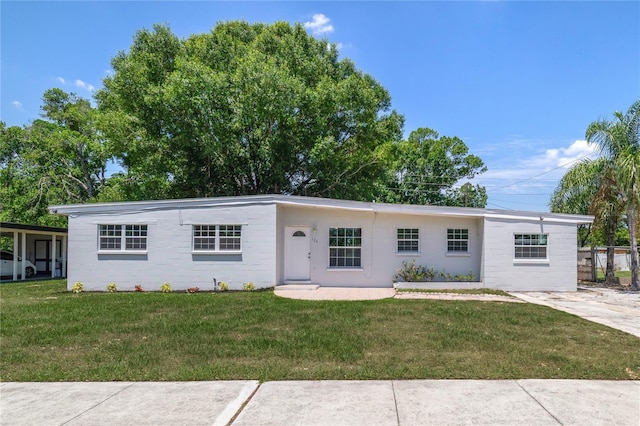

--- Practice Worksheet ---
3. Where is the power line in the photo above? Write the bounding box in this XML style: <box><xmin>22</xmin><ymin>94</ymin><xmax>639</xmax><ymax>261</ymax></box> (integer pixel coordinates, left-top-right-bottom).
<box><xmin>489</xmin><ymin>198</ymin><xmax>549</xmax><ymax>207</ymax></box>
<box><xmin>393</xmin><ymin>151</ymin><xmax>600</xmax><ymax>187</ymax></box>
<box><xmin>490</xmin><ymin>151</ymin><xmax>599</xmax><ymax>190</ymax></box>
<box><xmin>486</xmin><ymin>201</ymin><xmax>515</xmax><ymax>210</ymax></box>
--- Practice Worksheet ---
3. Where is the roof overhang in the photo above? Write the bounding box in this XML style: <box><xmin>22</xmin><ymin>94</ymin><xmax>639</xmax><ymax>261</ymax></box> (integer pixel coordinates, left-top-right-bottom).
<box><xmin>1</xmin><ymin>222</ymin><xmax>68</xmax><ymax>235</ymax></box>
<box><xmin>49</xmin><ymin>195</ymin><xmax>594</xmax><ymax>225</ymax></box>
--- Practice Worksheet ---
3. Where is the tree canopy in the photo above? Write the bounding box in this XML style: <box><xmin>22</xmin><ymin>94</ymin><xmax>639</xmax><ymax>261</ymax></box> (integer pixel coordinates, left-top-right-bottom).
<box><xmin>383</xmin><ymin>127</ymin><xmax>487</xmax><ymax>207</ymax></box>
<box><xmin>97</xmin><ymin>22</ymin><xmax>404</xmax><ymax>201</ymax></box>
<box><xmin>2</xmin><ymin>20</ymin><xmax>489</xmax><ymax>228</ymax></box>
<box><xmin>0</xmin><ymin>89</ymin><xmax>107</xmax><ymax>226</ymax></box>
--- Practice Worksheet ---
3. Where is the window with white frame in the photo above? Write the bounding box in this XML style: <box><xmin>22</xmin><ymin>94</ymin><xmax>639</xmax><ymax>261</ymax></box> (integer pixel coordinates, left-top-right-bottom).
<box><xmin>99</xmin><ymin>225</ymin><xmax>147</xmax><ymax>251</ymax></box>
<box><xmin>193</xmin><ymin>225</ymin><xmax>241</xmax><ymax>252</ymax></box>
<box><xmin>514</xmin><ymin>234</ymin><xmax>548</xmax><ymax>259</ymax></box>
<box><xmin>397</xmin><ymin>228</ymin><xmax>419</xmax><ymax>253</ymax></box>
<box><xmin>193</xmin><ymin>225</ymin><xmax>216</xmax><ymax>251</ymax></box>
<box><xmin>447</xmin><ymin>228</ymin><xmax>468</xmax><ymax>252</ymax></box>
<box><xmin>329</xmin><ymin>227</ymin><xmax>361</xmax><ymax>268</ymax></box>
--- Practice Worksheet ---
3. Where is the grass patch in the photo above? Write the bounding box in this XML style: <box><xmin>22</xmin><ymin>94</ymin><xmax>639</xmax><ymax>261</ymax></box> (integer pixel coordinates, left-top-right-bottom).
<box><xmin>397</xmin><ymin>288</ymin><xmax>512</xmax><ymax>296</ymax></box>
<box><xmin>596</xmin><ymin>269</ymin><xmax>632</xmax><ymax>280</ymax></box>
<box><xmin>1</xmin><ymin>280</ymin><xmax>639</xmax><ymax>381</ymax></box>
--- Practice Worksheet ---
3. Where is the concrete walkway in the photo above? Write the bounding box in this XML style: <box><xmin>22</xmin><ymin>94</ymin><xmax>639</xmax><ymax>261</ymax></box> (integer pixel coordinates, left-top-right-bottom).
<box><xmin>511</xmin><ymin>287</ymin><xmax>640</xmax><ymax>337</ymax></box>
<box><xmin>275</xmin><ymin>285</ymin><xmax>396</xmax><ymax>300</ymax></box>
<box><xmin>274</xmin><ymin>286</ymin><xmax>520</xmax><ymax>302</ymax></box>
<box><xmin>2</xmin><ymin>380</ymin><xmax>638</xmax><ymax>425</ymax></box>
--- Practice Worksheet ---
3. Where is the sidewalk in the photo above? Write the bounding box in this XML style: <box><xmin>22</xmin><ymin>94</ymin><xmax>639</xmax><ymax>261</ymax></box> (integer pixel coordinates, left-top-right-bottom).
<box><xmin>2</xmin><ymin>380</ymin><xmax>639</xmax><ymax>425</ymax></box>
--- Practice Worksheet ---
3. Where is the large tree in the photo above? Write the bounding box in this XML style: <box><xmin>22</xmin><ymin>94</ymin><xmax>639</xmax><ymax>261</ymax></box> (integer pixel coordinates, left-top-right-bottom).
<box><xmin>382</xmin><ymin>127</ymin><xmax>487</xmax><ymax>207</ymax></box>
<box><xmin>0</xmin><ymin>89</ymin><xmax>107</xmax><ymax>226</ymax></box>
<box><xmin>97</xmin><ymin>22</ymin><xmax>403</xmax><ymax>201</ymax></box>
<box><xmin>586</xmin><ymin>100</ymin><xmax>640</xmax><ymax>290</ymax></box>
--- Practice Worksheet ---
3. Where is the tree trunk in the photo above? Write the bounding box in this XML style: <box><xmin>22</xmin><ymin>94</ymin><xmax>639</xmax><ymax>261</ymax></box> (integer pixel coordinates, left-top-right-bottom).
<box><xmin>627</xmin><ymin>203</ymin><xmax>639</xmax><ymax>291</ymax></box>
<box><xmin>605</xmin><ymin>219</ymin><xmax>617</xmax><ymax>286</ymax></box>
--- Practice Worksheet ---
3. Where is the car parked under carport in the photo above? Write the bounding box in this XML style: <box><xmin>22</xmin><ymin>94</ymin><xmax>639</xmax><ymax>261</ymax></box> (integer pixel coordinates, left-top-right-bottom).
<box><xmin>0</xmin><ymin>250</ymin><xmax>37</xmax><ymax>278</ymax></box>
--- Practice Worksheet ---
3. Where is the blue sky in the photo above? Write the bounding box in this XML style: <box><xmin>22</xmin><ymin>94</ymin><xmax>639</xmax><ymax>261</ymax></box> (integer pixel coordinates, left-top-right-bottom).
<box><xmin>2</xmin><ymin>1</ymin><xmax>639</xmax><ymax>212</ymax></box>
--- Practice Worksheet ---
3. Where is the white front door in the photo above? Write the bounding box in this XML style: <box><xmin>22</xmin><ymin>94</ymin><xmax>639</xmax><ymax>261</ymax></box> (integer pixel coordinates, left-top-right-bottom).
<box><xmin>284</xmin><ymin>226</ymin><xmax>311</xmax><ymax>281</ymax></box>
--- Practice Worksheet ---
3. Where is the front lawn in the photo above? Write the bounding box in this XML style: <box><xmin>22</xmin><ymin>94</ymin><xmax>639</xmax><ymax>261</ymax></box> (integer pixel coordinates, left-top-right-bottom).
<box><xmin>1</xmin><ymin>280</ymin><xmax>638</xmax><ymax>381</ymax></box>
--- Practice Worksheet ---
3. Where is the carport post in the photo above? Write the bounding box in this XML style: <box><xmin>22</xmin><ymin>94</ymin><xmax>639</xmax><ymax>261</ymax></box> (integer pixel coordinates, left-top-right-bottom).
<box><xmin>61</xmin><ymin>235</ymin><xmax>67</xmax><ymax>278</ymax></box>
<box><xmin>12</xmin><ymin>231</ymin><xmax>18</xmax><ymax>281</ymax></box>
<box><xmin>21</xmin><ymin>231</ymin><xmax>26</xmax><ymax>280</ymax></box>
<box><xmin>51</xmin><ymin>234</ymin><xmax>57</xmax><ymax>278</ymax></box>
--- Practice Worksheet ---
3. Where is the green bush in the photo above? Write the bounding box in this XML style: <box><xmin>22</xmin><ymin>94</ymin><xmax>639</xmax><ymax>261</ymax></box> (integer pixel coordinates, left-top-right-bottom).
<box><xmin>394</xmin><ymin>260</ymin><xmax>430</xmax><ymax>282</ymax></box>
<box><xmin>454</xmin><ymin>271</ymin><xmax>477</xmax><ymax>282</ymax></box>
<box><xmin>395</xmin><ymin>261</ymin><xmax>477</xmax><ymax>282</ymax></box>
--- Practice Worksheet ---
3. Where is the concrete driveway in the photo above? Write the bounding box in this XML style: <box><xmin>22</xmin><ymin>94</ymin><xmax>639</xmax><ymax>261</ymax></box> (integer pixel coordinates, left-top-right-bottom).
<box><xmin>511</xmin><ymin>287</ymin><xmax>640</xmax><ymax>337</ymax></box>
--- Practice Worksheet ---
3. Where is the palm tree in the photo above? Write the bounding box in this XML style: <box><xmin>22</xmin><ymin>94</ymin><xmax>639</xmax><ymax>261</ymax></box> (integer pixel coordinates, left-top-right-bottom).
<box><xmin>550</xmin><ymin>158</ymin><xmax>625</xmax><ymax>284</ymax></box>
<box><xmin>586</xmin><ymin>100</ymin><xmax>640</xmax><ymax>291</ymax></box>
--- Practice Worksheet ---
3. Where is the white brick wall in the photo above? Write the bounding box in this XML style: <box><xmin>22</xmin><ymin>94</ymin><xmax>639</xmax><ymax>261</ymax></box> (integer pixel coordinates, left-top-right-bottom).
<box><xmin>482</xmin><ymin>217</ymin><xmax>577</xmax><ymax>291</ymax></box>
<box><xmin>278</xmin><ymin>205</ymin><xmax>482</xmax><ymax>287</ymax></box>
<box><xmin>67</xmin><ymin>204</ymin><xmax>277</xmax><ymax>291</ymax></box>
<box><xmin>64</xmin><ymin>199</ymin><xmax>580</xmax><ymax>292</ymax></box>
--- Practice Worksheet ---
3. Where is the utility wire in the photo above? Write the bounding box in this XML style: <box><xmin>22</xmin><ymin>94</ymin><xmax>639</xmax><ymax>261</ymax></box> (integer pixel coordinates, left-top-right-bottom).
<box><xmin>489</xmin><ymin>150</ymin><xmax>599</xmax><ymax>190</ymax></box>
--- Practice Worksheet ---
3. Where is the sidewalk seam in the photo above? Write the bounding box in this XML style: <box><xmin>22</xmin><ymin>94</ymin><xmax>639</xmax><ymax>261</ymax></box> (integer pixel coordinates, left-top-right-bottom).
<box><xmin>391</xmin><ymin>380</ymin><xmax>400</xmax><ymax>426</ymax></box>
<box><xmin>60</xmin><ymin>382</ymin><xmax>135</xmax><ymax>425</ymax></box>
<box><xmin>516</xmin><ymin>381</ymin><xmax>563</xmax><ymax>425</ymax></box>
<box><xmin>224</xmin><ymin>382</ymin><xmax>261</xmax><ymax>426</ymax></box>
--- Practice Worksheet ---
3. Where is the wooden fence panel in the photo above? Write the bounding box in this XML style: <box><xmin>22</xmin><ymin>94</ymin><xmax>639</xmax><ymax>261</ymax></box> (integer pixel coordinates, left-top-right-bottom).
<box><xmin>577</xmin><ymin>248</ymin><xmax>595</xmax><ymax>282</ymax></box>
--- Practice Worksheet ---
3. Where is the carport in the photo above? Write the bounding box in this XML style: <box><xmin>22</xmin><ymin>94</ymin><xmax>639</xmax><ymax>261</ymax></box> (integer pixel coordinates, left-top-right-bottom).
<box><xmin>0</xmin><ymin>222</ymin><xmax>68</xmax><ymax>281</ymax></box>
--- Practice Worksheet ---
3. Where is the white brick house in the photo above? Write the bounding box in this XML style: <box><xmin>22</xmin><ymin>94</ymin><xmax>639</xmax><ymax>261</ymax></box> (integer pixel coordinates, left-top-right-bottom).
<box><xmin>50</xmin><ymin>195</ymin><xmax>593</xmax><ymax>292</ymax></box>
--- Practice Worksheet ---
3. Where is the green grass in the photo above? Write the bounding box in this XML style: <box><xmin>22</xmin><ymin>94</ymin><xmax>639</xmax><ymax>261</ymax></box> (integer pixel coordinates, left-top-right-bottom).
<box><xmin>1</xmin><ymin>280</ymin><xmax>639</xmax><ymax>381</ymax></box>
<box><xmin>596</xmin><ymin>269</ymin><xmax>632</xmax><ymax>280</ymax></box>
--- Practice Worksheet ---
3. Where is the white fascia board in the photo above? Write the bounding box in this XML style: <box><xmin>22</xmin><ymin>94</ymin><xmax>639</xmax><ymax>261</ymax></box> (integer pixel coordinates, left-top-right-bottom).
<box><xmin>277</xmin><ymin>195</ymin><xmax>486</xmax><ymax>217</ymax></box>
<box><xmin>484</xmin><ymin>212</ymin><xmax>594</xmax><ymax>224</ymax></box>
<box><xmin>49</xmin><ymin>194</ymin><xmax>594</xmax><ymax>224</ymax></box>
<box><xmin>372</xmin><ymin>203</ymin><xmax>485</xmax><ymax>217</ymax></box>
<box><xmin>49</xmin><ymin>195</ymin><xmax>280</xmax><ymax>215</ymax></box>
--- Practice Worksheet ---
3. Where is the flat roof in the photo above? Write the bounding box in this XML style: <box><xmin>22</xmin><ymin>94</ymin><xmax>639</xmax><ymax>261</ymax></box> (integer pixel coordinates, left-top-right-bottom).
<box><xmin>49</xmin><ymin>194</ymin><xmax>594</xmax><ymax>225</ymax></box>
<box><xmin>1</xmin><ymin>222</ymin><xmax>68</xmax><ymax>234</ymax></box>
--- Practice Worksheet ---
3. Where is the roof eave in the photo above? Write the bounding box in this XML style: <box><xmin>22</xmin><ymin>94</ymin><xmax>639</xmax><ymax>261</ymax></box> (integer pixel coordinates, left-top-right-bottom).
<box><xmin>48</xmin><ymin>194</ymin><xmax>595</xmax><ymax>224</ymax></box>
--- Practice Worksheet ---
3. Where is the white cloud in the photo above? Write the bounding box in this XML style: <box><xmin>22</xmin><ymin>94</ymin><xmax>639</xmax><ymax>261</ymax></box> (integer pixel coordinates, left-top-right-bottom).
<box><xmin>468</xmin><ymin>139</ymin><xmax>601</xmax><ymax>198</ymax></box>
<box><xmin>11</xmin><ymin>100</ymin><xmax>23</xmax><ymax>111</ymax></box>
<box><xmin>461</xmin><ymin>138</ymin><xmax>601</xmax><ymax>211</ymax></box>
<box><xmin>55</xmin><ymin>76</ymin><xmax>96</xmax><ymax>92</ymax></box>
<box><xmin>524</xmin><ymin>139</ymin><xmax>599</xmax><ymax>170</ymax></box>
<box><xmin>304</xmin><ymin>13</ymin><xmax>334</xmax><ymax>35</ymax></box>
<box><xmin>74</xmin><ymin>79</ymin><xmax>95</xmax><ymax>92</ymax></box>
